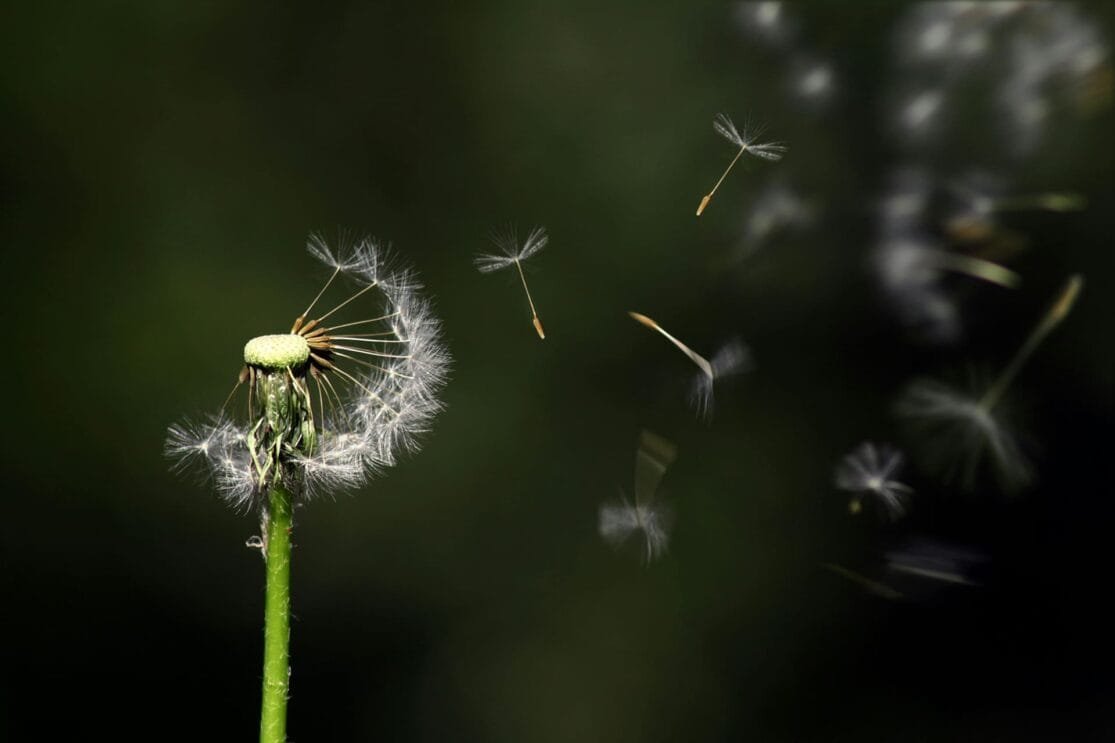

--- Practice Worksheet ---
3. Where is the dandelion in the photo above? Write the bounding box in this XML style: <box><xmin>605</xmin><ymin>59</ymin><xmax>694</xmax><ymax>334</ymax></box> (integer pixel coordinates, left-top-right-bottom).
<box><xmin>696</xmin><ymin>114</ymin><xmax>787</xmax><ymax>217</ymax></box>
<box><xmin>166</xmin><ymin>234</ymin><xmax>449</xmax><ymax>742</ymax></box>
<box><xmin>628</xmin><ymin>312</ymin><xmax>752</xmax><ymax>420</ymax></box>
<box><xmin>475</xmin><ymin>225</ymin><xmax>548</xmax><ymax>339</ymax></box>
<box><xmin>833</xmin><ymin>442</ymin><xmax>913</xmax><ymax>520</ymax></box>
<box><xmin>897</xmin><ymin>274</ymin><xmax>1082</xmax><ymax>492</ymax></box>
<box><xmin>599</xmin><ymin>430</ymin><xmax>677</xmax><ymax>563</ymax></box>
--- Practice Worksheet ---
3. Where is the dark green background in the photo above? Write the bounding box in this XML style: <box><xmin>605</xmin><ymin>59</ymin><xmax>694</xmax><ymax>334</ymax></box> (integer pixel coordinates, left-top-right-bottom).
<box><xmin>2</xmin><ymin>2</ymin><xmax>1112</xmax><ymax>740</ymax></box>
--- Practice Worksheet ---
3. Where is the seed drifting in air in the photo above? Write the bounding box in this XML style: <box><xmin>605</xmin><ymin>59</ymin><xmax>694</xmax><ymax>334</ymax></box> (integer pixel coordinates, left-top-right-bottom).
<box><xmin>475</xmin><ymin>226</ymin><xmax>549</xmax><ymax>339</ymax></box>
<box><xmin>696</xmin><ymin>114</ymin><xmax>787</xmax><ymax>216</ymax></box>
<box><xmin>833</xmin><ymin>442</ymin><xmax>913</xmax><ymax>520</ymax></box>
<box><xmin>598</xmin><ymin>430</ymin><xmax>678</xmax><ymax>563</ymax></box>
<box><xmin>896</xmin><ymin>274</ymin><xmax>1083</xmax><ymax>492</ymax></box>
<box><xmin>628</xmin><ymin>311</ymin><xmax>751</xmax><ymax>420</ymax></box>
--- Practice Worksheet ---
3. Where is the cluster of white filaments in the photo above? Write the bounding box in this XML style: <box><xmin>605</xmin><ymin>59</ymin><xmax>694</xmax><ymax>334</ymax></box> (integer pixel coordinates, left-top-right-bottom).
<box><xmin>598</xmin><ymin>430</ymin><xmax>677</xmax><ymax>564</ymax></box>
<box><xmin>166</xmin><ymin>236</ymin><xmax>450</xmax><ymax>509</ymax></box>
<box><xmin>834</xmin><ymin>442</ymin><xmax>913</xmax><ymax>520</ymax></box>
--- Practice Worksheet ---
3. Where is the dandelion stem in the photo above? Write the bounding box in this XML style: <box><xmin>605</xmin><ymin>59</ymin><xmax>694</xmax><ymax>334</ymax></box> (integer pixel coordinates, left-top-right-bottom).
<box><xmin>979</xmin><ymin>274</ymin><xmax>1083</xmax><ymax>411</ymax></box>
<box><xmin>260</xmin><ymin>483</ymin><xmax>293</xmax><ymax>743</ymax></box>
<box><xmin>514</xmin><ymin>259</ymin><xmax>545</xmax><ymax>339</ymax></box>
<box><xmin>697</xmin><ymin>146</ymin><xmax>745</xmax><ymax>216</ymax></box>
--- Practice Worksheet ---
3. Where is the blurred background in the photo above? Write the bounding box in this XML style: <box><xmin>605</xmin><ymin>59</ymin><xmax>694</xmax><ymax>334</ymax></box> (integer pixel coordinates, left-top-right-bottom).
<box><xmin>2</xmin><ymin>1</ymin><xmax>1113</xmax><ymax>740</ymax></box>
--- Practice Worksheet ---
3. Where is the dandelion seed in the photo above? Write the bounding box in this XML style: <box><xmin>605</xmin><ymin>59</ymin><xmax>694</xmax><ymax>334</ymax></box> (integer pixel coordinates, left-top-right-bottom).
<box><xmin>696</xmin><ymin>114</ymin><xmax>787</xmax><ymax>217</ymax></box>
<box><xmin>896</xmin><ymin>376</ymin><xmax>1029</xmax><ymax>492</ymax></box>
<box><xmin>629</xmin><ymin>312</ymin><xmax>751</xmax><ymax>420</ymax></box>
<box><xmin>877</xmin><ymin>237</ymin><xmax>1022</xmax><ymax>292</ymax></box>
<box><xmin>834</xmin><ymin>442</ymin><xmax>913</xmax><ymax>520</ymax></box>
<box><xmin>821</xmin><ymin>563</ymin><xmax>904</xmax><ymax>600</ymax></box>
<box><xmin>896</xmin><ymin>274</ymin><xmax>1082</xmax><ymax>492</ymax></box>
<box><xmin>956</xmin><ymin>186</ymin><xmax>1085</xmax><ymax>225</ymax></box>
<box><xmin>689</xmin><ymin>339</ymin><xmax>753</xmax><ymax>421</ymax></box>
<box><xmin>945</xmin><ymin>172</ymin><xmax>1086</xmax><ymax>243</ymax></box>
<box><xmin>475</xmin><ymin>226</ymin><xmax>548</xmax><ymax>339</ymax></box>
<box><xmin>822</xmin><ymin>539</ymin><xmax>985</xmax><ymax>602</ymax></box>
<box><xmin>599</xmin><ymin>430</ymin><xmax>677</xmax><ymax>564</ymax></box>
<box><xmin>885</xmin><ymin>538</ymin><xmax>985</xmax><ymax>588</ymax></box>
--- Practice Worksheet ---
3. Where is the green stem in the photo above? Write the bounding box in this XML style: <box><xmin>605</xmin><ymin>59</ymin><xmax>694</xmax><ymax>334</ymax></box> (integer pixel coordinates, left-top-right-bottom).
<box><xmin>260</xmin><ymin>484</ymin><xmax>293</xmax><ymax>743</ymax></box>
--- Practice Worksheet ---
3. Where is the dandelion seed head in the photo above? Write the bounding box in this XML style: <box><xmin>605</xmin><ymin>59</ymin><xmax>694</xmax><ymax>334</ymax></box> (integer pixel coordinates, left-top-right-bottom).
<box><xmin>243</xmin><ymin>334</ymin><xmax>311</xmax><ymax>369</ymax></box>
<box><xmin>167</xmin><ymin>235</ymin><xmax>450</xmax><ymax>510</ymax></box>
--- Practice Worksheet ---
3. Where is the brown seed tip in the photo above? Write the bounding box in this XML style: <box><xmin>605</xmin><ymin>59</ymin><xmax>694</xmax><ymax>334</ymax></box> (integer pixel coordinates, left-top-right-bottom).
<box><xmin>532</xmin><ymin>316</ymin><xmax>546</xmax><ymax>340</ymax></box>
<box><xmin>627</xmin><ymin>311</ymin><xmax>658</xmax><ymax>330</ymax></box>
<box><xmin>696</xmin><ymin>194</ymin><xmax>711</xmax><ymax>216</ymax></box>
<box><xmin>1051</xmin><ymin>274</ymin><xmax>1084</xmax><ymax>322</ymax></box>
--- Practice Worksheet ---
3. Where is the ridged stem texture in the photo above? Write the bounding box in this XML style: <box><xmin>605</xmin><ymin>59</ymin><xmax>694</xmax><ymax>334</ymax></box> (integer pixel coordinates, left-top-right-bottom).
<box><xmin>260</xmin><ymin>484</ymin><xmax>293</xmax><ymax>743</ymax></box>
